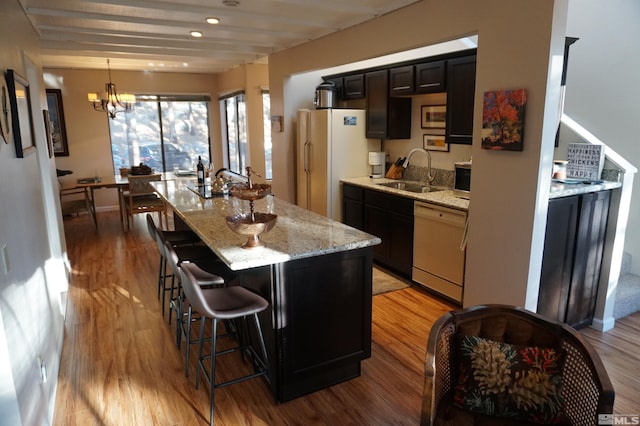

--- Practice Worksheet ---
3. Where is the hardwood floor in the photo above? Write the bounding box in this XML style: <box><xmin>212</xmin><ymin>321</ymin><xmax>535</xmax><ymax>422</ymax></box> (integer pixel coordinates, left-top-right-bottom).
<box><xmin>53</xmin><ymin>211</ymin><xmax>640</xmax><ymax>425</ymax></box>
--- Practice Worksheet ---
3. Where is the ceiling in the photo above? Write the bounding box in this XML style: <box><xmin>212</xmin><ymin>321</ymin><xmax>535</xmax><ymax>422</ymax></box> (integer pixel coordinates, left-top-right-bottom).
<box><xmin>21</xmin><ymin>0</ymin><xmax>421</xmax><ymax>74</ymax></box>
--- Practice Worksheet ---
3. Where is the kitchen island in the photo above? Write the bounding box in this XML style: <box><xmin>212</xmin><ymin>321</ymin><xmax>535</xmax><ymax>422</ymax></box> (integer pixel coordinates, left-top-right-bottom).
<box><xmin>151</xmin><ymin>178</ymin><xmax>381</xmax><ymax>402</ymax></box>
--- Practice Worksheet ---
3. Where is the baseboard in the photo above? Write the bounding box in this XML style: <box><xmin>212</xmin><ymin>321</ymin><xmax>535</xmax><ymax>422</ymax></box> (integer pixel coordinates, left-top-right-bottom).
<box><xmin>590</xmin><ymin>316</ymin><xmax>615</xmax><ymax>332</ymax></box>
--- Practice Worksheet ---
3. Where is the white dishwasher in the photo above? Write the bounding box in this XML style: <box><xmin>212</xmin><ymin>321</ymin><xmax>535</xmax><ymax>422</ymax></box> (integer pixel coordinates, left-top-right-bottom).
<box><xmin>412</xmin><ymin>201</ymin><xmax>467</xmax><ymax>303</ymax></box>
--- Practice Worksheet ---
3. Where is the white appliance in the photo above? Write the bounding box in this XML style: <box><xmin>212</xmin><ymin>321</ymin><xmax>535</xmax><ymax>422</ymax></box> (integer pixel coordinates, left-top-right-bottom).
<box><xmin>368</xmin><ymin>152</ymin><xmax>385</xmax><ymax>178</ymax></box>
<box><xmin>412</xmin><ymin>202</ymin><xmax>467</xmax><ymax>303</ymax></box>
<box><xmin>297</xmin><ymin>108</ymin><xmax>380</xmax><ymax>221</ymax></box>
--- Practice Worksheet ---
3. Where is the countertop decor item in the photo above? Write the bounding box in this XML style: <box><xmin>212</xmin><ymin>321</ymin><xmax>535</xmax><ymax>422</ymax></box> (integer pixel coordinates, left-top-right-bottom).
<box><xmin>226</xmin><ymin>166</ymin><xmax>277</xmax><ymax>248</ymax></box>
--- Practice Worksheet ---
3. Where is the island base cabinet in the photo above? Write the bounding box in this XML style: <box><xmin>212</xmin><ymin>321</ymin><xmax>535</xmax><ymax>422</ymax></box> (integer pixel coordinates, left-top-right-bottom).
<box><xmin>238</xmin><ymin>247</ymin><xmax>373</xmax><ymax>402</ymax></box>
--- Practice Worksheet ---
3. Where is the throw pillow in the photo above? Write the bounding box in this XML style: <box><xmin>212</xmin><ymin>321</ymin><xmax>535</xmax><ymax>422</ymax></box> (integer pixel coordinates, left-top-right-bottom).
<box><xmin>453</xmin><ymin>335</ymin><xmax>566</xmax><ymax>424</ymax></box>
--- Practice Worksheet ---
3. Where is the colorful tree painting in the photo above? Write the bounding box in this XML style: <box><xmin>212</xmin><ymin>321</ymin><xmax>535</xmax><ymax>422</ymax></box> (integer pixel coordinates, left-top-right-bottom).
<box><xmin>482</xmin><ymin>89</ymin><xmax>527</xmax><ymax>151</ymax></box>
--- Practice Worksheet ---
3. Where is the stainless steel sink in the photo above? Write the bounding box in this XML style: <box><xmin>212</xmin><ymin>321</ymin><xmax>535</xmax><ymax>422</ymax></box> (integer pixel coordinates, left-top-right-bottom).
<box><xmin>376</xmin><ymin>181</ymin><xmax>445</xmax><ymax>194</ymax></box>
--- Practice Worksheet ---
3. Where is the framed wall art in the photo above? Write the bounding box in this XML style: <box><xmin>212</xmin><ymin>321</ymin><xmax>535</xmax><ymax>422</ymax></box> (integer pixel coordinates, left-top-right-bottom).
<box><xmin>481</xmin><ymin>88</ymin><xmax>527</xmax><ymax>151</ymax></box>
<box><xmin>5</xmin><ymin>69</ymin><xmax>36</xmax><ymax>158</ymax></box>
<box><xmin>0</xmin><ymin>73</ymin><xmax>11</xmax><ymax>146</ymax></box>
<box><xmin>421</xmin><ymin>105</ymin><xmax>446</xmax><ymax>128</ymax></box>
<box><xmin>43</xmin><ymin>110</ymin><xmax>54</xmax><ymax>158</ymax></box>
<box><xmin>46</xmin><ymin>89</ymin><xmax>69</xmax><ymax>156</ymax></box>
<box><xmin>423</xmin><ymin>134</ymin><xmax>449</xmax><ymax>152</ymax></box>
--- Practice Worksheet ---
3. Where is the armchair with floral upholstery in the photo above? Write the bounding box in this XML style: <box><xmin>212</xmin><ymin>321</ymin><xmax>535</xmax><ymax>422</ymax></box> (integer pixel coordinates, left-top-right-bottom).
<box><xmin>421</xmin><ymin>304</ymin><xmax>614</xmax><ymax>426</ymax></box>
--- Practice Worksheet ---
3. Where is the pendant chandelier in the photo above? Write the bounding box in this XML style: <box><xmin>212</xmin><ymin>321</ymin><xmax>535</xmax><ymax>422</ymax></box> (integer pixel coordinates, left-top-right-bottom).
<box><xmin>87</xmin><ymin>59</ymin><xmax>136</xmax><ymax>119</ymax></box>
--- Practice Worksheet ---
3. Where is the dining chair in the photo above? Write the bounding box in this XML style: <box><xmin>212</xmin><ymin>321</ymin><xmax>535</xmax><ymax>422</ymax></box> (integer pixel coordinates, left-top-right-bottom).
<box><xmin>124</xmin><ymin>174</ymin><xmax>166</xmax><ymax>230</ymax></box>
<box><xmin>59</xmin><ymin>184</ymin><xmax>97</xmax><ymax>229</ymax></box>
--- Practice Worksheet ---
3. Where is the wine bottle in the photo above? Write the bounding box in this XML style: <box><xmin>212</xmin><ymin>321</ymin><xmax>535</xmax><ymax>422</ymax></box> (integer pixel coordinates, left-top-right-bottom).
<box><xmin>197</xmin><ymin>156</ymin><xmax>205</xmax><ymax>184</ymax></box>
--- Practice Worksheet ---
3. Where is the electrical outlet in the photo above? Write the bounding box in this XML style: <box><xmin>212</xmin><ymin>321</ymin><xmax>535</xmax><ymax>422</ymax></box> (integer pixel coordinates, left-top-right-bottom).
<box><xmin>1</xmin><ymin>244</ymin><xmax>9</xmax><ymax>274</ymax></box>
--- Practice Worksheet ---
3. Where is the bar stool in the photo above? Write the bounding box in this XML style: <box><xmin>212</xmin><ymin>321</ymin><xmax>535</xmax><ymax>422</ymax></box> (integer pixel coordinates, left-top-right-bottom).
<box><xmin>146</xmin><ymin>214</ymin><xmax>219</xmax><ymax>321</ymax></box>
<box><xmin>179</xmin><ymin>261</ymin><xmax>270</xmax><ymax>426</ymax></box>
<box><xmin>164</xmin><ymin>240</ymin><xmax>237</xmax><ymax>370</ymax></box>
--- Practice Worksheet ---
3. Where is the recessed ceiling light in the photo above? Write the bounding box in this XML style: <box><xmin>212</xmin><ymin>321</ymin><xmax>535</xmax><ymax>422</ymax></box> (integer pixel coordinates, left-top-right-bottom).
<box><xmin>206</xmin><ymin>17</ymin><xmax>220</xmax><ymax>24</ymax></box>
<box><xmin>223</xmin><ymin>0</ymin><xmax>239</xmax><ymax>6</ymax></box>
<box><xmin>190</xmin><ymin>31</ymin><xmax>203</xmax><ymax>38</ymax></box>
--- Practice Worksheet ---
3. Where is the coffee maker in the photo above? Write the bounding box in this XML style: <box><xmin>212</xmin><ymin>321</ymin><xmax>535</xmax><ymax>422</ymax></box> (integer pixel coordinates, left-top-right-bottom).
<box><xmin>368</xmin><ymin>152</ymin><xmax>385</xmax><ymax>178</ymax></box>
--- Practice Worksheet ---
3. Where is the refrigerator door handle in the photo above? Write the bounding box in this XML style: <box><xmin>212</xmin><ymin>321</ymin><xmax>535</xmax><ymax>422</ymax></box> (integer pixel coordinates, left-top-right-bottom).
<box><xmin>303</xmin><ymin>141</ymin><xmax>311</xmax><ymax>173</ymax></box>
<box><xmin>304</xmin><ymin>141</ymin><xmax>312</xmax><ymax>208</ymax></box>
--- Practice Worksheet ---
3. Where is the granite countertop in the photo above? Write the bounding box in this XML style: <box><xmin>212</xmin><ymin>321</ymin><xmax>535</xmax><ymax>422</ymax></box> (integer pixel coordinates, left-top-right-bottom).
<box><xmin>342</xmin><ymin>176</ymin><xmax>622</xmax><ymax>211</ymax></box>
<box><xmin>549</xmin><ymin>179</ymin><xmax>621</xmax><ymax>198</ymax></box>
<box><xmin>151</xmin><ymin>179</ymin><xmax>381</xmax><ymax>271</ymax></box>
<box><xmin>341</xmin><ymin>177</ymin><xmax>470</xmax><ymax>211</ymax></box>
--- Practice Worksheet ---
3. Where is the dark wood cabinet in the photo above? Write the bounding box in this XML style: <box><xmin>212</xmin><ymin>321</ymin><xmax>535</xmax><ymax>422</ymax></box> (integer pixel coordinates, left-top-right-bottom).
<box><xmin>365</xmin><ymin>70</ymin><xmax>411</xmax><ymax>139</ymax></box>
<box><xmin>445</xmin><ymin>55</ymin><xmax>476</xmax><ymax>145</ymax></box>
<box><xmin>342</xmin><ymin>184</ymin><xmax>414</xmax><ymax>278</ymax></box>
<box><xmin>389</xmin><ymin>65</ymin><xmax>414</xmax><ymax>96</ymax></box>
<box><xmin>342</xmin><ymin>183</ymin><xmax>365</xmax><ymax>230</ymax></box>
<box><xmin>537</xmin><ymin>190</ymin><xmax>611</xmax><ymax>329</ymax></box>
<box><xmin>325</xmin><ymin>77</ymin><xmax>344</xmax><ymax>100</ymax></box>
<box><xmin>240</xmin><ymin>247</ymin><xmax>373</xmax><ymax>402</ymax></box>
<box><xmin>415</xmin><ymin>60</ymin><xmax>445</xmax><ymax>93</ymax></box>
<box><xmin>343</xmin><ymin>74</ymin><xmax>365</xmax><ymax>99</ymax></box>
<box><xmin>363</xmin><ymin>189</ymin><xmax>414</xmax><ymax>278</ymax></box>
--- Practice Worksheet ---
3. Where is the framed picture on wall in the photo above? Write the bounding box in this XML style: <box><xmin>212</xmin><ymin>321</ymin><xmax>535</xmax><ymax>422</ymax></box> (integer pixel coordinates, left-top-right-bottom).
<box><xmin>481</xmin><ymin>89</ymin><xmax>527</xmax><ymax>151</ymax></box>
<box><xmin>0</xmin><ymin>73</ymin><xmax>12</xmax><ymax>146</ymax></box>
<box><xmin>421</xmin><ymin>105</ymin><xmax>446</xmax><ymax>128</ymax></box>
<box><xmin>5</xmin><ymin>69</ymin><xmax>36</xmax><ymax>158</ymax></box>
<box><xmin>423</xmin><ymin>134</ymin><xmax>449</xmax><ymax>152</ymax></box>
<box><xmin>43</xmin><ymin>110</ymin><xmax>54</xmax><ymax>158</ymax></box>
<box><xmin>46</xmin><ymin>88</ymin><xmax>69</xmax><ymax>156</ymax></box>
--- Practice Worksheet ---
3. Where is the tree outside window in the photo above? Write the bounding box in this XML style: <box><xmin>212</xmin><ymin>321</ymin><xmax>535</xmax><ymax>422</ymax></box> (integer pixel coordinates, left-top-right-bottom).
<box><xmin>109</xmin><ymin>95</ymin><xmax>211</xmax><ymax>172</ymax></box>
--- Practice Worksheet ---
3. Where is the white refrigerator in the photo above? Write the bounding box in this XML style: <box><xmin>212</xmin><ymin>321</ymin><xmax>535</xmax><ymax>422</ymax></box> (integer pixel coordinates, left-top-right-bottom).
<box><xmin>296</xmin><ymin>108</ymin><xmax>380</xmax><ymax>221</ymax></box>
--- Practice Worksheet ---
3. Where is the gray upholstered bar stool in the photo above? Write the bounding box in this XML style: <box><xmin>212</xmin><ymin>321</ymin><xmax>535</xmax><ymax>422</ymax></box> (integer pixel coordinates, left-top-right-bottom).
<box><xmin>179</xmin><ymin>261</ymin><xmax>270</xmax><ymax>426</ymax></box>
<box><xmin>163</xmin><ymin>240</ymin><xmax>237</xmax><ymax>361</ymax></box>
<box><xmin>147</xmin><ymin>213</ymin><xmax>202</xmax><ymax>316</ymax></box>
<box><xmin>146</xmin><ymin>214</ymin><xmax>218</xmax><ymax>321</ymax></box>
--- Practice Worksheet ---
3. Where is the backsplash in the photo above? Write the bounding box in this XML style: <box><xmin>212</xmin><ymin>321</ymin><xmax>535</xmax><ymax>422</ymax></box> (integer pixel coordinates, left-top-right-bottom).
<box><xmin>396</xmin><ymin>165</ymin><xmax>454</xmax><ymax>188</ymax></box>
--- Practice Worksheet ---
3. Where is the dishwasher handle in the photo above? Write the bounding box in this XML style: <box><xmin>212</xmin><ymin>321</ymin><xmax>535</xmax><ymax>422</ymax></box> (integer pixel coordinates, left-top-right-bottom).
<box><xmin>414</xmin><ymin>203</ymin><xmax>466</xmax><ymax>228</ymax></box>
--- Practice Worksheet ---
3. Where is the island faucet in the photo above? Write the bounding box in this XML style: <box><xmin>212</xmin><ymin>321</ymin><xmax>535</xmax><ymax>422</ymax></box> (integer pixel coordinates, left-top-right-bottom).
<box><xmin>402</xmin><ymin>148</ymin><xmax>436</xmax><ymax>184</ymax></box>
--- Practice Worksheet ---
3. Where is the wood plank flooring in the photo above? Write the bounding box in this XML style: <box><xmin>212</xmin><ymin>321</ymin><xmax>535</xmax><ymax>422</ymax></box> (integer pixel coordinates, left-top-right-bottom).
<box><xmin>53</xmin><ymin>211</ymin><xmax>640</xmax><ymax>425</ymax></box>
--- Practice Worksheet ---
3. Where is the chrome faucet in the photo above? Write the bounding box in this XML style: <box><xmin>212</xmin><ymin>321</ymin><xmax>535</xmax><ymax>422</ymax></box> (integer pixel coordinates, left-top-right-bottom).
<box><xmin>402</xmin><ymin>148</ymin><xmax>436</xmax><ymax>184</ymax></box>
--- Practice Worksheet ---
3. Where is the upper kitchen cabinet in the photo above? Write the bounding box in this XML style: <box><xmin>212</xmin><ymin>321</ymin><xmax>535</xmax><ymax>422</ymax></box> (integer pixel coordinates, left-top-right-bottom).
<box><xmin>365</xmin><ymin>69</ymin><xmax>411</xmax><ymax>139</ymax></box>
<box><xmin>325</xmin><ymin>77</ymin><xmax>344</xmax><ymax>100</ymax></box>
<box><xmin>445</xmin><ymin>55</ymin><xmax>476</xmax><ymax>145</ymax></box>
<box><xmin>343</xmin><ymin>74</ymin><xmax>365</xmax><ymax>99</ymax></box>
<box><xmin>389</xmin><ymin>65</ymin><xmax>414</xmax><ymax>96</ymax></box>
<box><xmin>415</xmin><ymin>60</ymin><xmax>445</xmax><ymax>93</ymax></box>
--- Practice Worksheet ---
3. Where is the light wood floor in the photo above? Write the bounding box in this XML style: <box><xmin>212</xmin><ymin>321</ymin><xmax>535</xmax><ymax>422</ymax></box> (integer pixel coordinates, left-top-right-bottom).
<box><xmin>53</xmin><ymin>211</ymin><xmax>640</xmax><ymax>425</ymax></box>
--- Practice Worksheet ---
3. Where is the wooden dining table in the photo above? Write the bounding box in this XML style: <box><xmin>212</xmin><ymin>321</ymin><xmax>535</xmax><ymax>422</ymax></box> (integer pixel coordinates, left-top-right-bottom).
<box><xmin>73</xmin><ymin>171</ymin><xmax>184</xmax><ymax>229</ymax></box>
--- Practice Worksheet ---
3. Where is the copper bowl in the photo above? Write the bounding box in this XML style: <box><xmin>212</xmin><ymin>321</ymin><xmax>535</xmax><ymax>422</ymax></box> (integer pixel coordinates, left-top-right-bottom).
<box><xmin>229</xmin><ymin>183</ymin><xmax>272</xmax><ymax>201</ymax></box>
<box><xmin>225</xmin><ymin>212</ymin><xmax>277</xmax><ymax>249</ymax></box>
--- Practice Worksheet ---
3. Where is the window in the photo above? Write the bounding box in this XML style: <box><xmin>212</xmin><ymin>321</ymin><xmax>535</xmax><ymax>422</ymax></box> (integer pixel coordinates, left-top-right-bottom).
<box><xmin>109</xmin><ymin>95</ymin><xmax>211</xmax><ymax>172</ymax></box>
<box><xmin>223</xmin><ymin>92</ymin><xmax>247</xmax><ymax>175</ymax></box>
<box><xmin>262</xmin><ymin>91</ymin><xmax>272</xmax><ymax>180</ymax></box>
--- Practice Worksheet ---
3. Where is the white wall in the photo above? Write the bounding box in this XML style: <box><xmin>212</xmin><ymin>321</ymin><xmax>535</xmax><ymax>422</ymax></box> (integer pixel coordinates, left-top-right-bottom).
<box><xmin>565</xmin><ymin>0</ymin><xmax>640</xmax><ymax>275</ymax></box>
<box><xmin>270</xmin><ymin>0</ymin><xmax>568</xmax><ymax>310</ymax></box>
<box><xmin>0</xmin><ymin>0</ymin><xmax>67</xmax><ymax>424</ymax></box>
